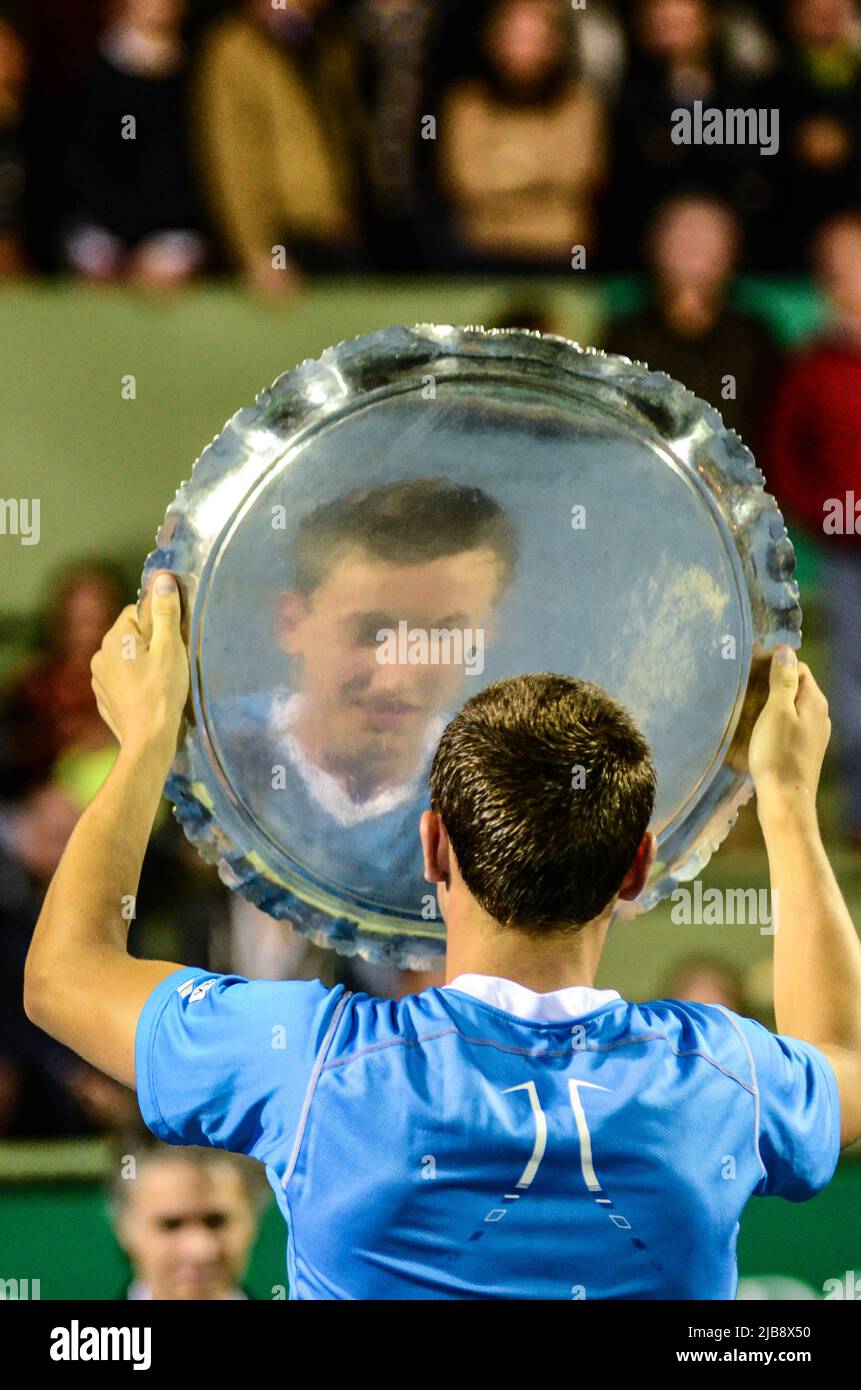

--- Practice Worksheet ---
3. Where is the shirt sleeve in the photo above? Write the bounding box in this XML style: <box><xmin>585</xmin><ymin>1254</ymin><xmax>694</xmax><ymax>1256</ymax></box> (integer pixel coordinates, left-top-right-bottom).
<box><xmin>724</xmin><ymin>1011</ymin><xmax>841</xmax><ymax>1201</ymax></box>
<box><xmin>134</xmin><ymin>965</ymin><xmax>349</xmax><ymax>1166</ymax></box>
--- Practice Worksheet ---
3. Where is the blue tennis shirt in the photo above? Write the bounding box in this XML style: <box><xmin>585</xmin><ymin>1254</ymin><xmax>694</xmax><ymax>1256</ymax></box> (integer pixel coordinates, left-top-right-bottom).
<box><xmin>135</xmin><ymin>967</ymin><xmax>840</xmax><ymax>1300</ymax></box>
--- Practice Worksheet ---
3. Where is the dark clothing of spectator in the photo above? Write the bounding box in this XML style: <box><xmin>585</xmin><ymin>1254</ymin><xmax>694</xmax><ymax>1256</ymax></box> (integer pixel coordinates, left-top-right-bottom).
<box><xmin>759</xmin><ymin>42</ymin><xmax>861</xmax><ymax>269</ymax></box>
<box><xmin>16</xmin><ymin>0</ymin><xmax>108</xmax><ymax>268</ymax></box>
<box><xmin>64</xmin><ymin>45</ymin><xmax>204</xmax><ymax>253</ymax></box>
<box><xmin>0</xmin><ymin>128</ymin><xmax>25</xmax><ymax>236</ymax></box>
<box><xmin>603</xmin><ymin>303</ymin><xmax>779</xmax><ymax>452</ymax></box>
<box><xmin>0</xmin><ymin>656</ymin><xmax>108</xmax><ymax>799</ymax></box>
<box><xmin>351</xmin><ymin>0</ymin><xmax>452</xmax><ymax>270</ymax></box>
<box><xmin>602</xmin><ymin>57</ymin><xmax>771</xmax><ymax>271</ymax></box>
<box><xmin>0</xmin><ymin>840</ymin><xmax>96</xmax><ymax>1136</ymax></box>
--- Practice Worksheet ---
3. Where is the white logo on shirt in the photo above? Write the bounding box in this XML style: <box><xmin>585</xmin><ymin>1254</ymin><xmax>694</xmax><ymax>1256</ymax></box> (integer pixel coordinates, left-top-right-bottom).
<box><xmin>178</xmin><ymin>978</ymin><xmax>216</xmax><ymax>1004</ymax></box>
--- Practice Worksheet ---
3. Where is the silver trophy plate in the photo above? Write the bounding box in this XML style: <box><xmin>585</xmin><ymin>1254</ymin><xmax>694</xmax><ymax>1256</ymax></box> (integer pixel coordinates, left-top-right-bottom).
<box><xmin>141</xmin><ymin>325</ymin><xmax>800</xmax><ymax>969</ymax></box>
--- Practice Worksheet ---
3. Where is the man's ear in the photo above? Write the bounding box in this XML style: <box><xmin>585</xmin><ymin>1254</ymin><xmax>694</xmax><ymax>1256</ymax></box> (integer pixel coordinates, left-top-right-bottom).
<box><xmin>276</xmin><ymin>590</ymin><xmax>308</xmax><ymax>655</ymax></box>
<box><xmin>420</xmin><ymin>809</ymin><xmax>450</xmax><ymax>884</ymax></box>
<box><xmin>617</xmin><ymin>830</ymin><xmax>658</xmax><ymax>902</ymax></box>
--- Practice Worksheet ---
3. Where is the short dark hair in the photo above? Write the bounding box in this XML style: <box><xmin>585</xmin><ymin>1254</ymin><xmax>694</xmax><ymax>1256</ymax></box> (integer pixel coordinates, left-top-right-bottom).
<box><xmin>429</xmin><ymin>673</ymin><xmax>657</xmax><ymax>934</ymax></box>
<box><xmin>108</xmin><ymin>1141</ymin><xmax>267</xmax><ymax>1226</ymax></box>
<box><xmin>292</xmin><ymin>477</ymin><xmax>517</xmax><ymax>595</ymax></box>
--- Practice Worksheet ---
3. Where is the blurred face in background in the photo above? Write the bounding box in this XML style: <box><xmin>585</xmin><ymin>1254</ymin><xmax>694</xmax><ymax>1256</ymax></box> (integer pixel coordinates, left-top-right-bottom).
<box><xmin>118</xmin><ymin>1158</ymin><xmax>256</xmax><ymax>1301</ymax></box>
<box><xmin>789</xmin><ymin>0</ymin><xmax>857</xmax><ymax>47</ymax></box>
<box><xmin>484</xmin><ymin>0</ymin><xmax>567</xmax><ymax>90</ymax></box>
<box><xmin>814</xmin><ymin>217</ymin><xmax>861</xmax><ymax>319</ymax></box>
<box><xmin>17</xmin><ymin>785</ymin><xmax>80</xmax><ymax>883</ymax></box>
<box><xmin>648</xmin><ymin>197</ymin><xmax>739</xmax><ymax>297</ymax></box>
<box><xmin>114</xmin><ymin>0</ymin><xmax>187</xmax><ymax>33</ymax></box>
<box><xmin>636</xmin><ymin>0</ymin><xmax>712</xmax><ymax>64</ymax></box>
<box><xmin>51</xmin><ymin>572</ymin><xmax>121</xmax><ymax>668</ymax></box>
<box><xmin>250</xmin><ymin>0</ymin><xmax>325</xmax><ymax>28</ymax></box>
<box><xmin>668</xmin><ymin>962</ymin><xmax>742</xmax><ymax>1010</ymax></box>
<box><xmin>0</xmin><ymin>21</ymin><xmax>26</xmax><ymax>128</ymax></box>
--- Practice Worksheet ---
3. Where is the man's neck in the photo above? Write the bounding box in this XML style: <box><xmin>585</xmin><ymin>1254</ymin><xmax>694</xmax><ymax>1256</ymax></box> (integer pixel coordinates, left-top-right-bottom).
<box><xmin>444</xmin><ymin>906</ymin><xmax>611</xmax><ymax>993</ymax></box>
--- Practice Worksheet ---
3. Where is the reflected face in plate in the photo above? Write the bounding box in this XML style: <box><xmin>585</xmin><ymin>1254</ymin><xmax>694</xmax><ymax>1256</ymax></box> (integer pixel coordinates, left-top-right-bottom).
<box><xmin>276</xmin><ymin>543</ymin><xmax>508</xmax><ymax>787</ymax></box>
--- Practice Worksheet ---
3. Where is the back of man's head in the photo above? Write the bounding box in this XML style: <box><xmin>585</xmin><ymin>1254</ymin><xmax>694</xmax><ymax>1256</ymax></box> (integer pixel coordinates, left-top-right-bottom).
<box><xmin>430</xmin><ymin>673</ymin><xmax>656</xmax><ymax>934</ymax></box>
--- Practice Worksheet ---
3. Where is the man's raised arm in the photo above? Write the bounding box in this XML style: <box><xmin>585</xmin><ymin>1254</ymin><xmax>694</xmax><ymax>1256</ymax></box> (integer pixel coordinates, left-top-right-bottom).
<box><xmin>750</xmin><ymin>646</ymin><xmax>861</xmax><ymax>1147</ymax></box>
<box><xmin>23</xmin><ymin>572</ymin><xmax>190</xmax><ymax>1087</ymax></box>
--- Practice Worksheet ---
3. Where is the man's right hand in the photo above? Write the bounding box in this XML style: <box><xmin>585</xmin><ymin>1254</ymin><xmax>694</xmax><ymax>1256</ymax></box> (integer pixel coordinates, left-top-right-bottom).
<box><xmin>748</xmin><ymin>646</ymin><xmax>832</xmax><ymax>820</ymax></box>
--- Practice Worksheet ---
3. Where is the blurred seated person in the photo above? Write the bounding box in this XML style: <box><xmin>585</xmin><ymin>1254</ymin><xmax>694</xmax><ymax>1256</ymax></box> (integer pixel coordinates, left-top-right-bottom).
<box><xmin>602</xmin><ymin>191</ymin><xmax>780</xmax><ymax>451</ymax></box>
<box><xmin>603</xmin><ymin>0</ymin><xmax>773</xmax><ymax>270</ymax></box>
<box><xmin>62</xmin><ymin>0</ymin><xmax>208</xmax><ymax>288</ymax></box>
<box><xmin>110</xmin><ymin>1144</ymin><xmax>262</xmax><ymax>1299</ymax></box>
<box><xmin>489</xmin><ymin>294</ymin><xmax>560</xmax><ymax>334</ymax></box>
<box><xmin>0</xmin><ymin>19</ymin><xmax>28</xmax><ymax>277</ymax></box>
<box><xmin>438</xmin><ymin>0</ymin><xmax>607</xmax><ymax>272</ymax></box>
<box><xmin>760</xmin><ymin>0</ymin><xmax>861</xmax><ymax>268</ymax></box>
<box><xmin>764</xmin><ymin>210</ymin><xmax>861</xmax><ymax>845</ymax></box>
<box><xmin>0</xmin><ymin>559</ymin><xmax>125</xmax><ymax>798</ymax></box>
<box><xmin>662</xmin><ymin>952</ymin><xmax>747</xmax><ymax>1013</ymax></box>
<box><xmin>194</xmin><ymin>0</ymin><xmax>364</xmax><ymax>298</ymax></box>
<box><xmin>350</xmin><ymin>0</ymin><xmax>453</xmax><ymax>270</ymax></box>
<box><xmin>0</xmin><ymin>778</ymin><xmax>139</xmax><ymax>1136</ymax></box>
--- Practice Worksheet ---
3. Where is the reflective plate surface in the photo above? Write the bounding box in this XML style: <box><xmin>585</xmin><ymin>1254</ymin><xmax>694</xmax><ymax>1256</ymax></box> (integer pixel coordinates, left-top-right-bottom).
<box><xmin>141</xmin><ymin>325</ymin><xmax>801</xmax><ymax>968</ymax></box>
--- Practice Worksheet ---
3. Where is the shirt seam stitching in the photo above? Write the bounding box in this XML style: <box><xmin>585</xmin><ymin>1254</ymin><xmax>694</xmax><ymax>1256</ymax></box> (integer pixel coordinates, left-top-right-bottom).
<box><xmin>281</xmin><ymin>988</ymin><xmax>353</xmax><ymax>1191</ymax></box>
<box><xmin>714</xmin><ymin>1005</ymin><xmax>767</xmax><ymax>1183</ymax></box>
<box><xmin>321</xmin><ymin>1024</ymin><xmax>756</xmax><ymax>1092</ymax></box>
<box><xmin>144</xmin><ymin>967</ymin><xmax>200</xmax><ymax>1137</ymax></box>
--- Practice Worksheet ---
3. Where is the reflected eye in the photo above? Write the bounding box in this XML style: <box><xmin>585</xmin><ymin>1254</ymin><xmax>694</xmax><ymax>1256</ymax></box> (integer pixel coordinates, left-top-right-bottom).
<box><xmin>348</xmin><ymin>615</ymin><xmax>398</xmax><ymax>647</ymax></box>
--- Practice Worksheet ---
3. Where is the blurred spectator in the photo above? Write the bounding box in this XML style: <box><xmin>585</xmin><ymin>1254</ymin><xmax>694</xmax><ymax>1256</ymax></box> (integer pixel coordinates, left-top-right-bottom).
<box><xmin>0</xmin><ymin>18</ymin><xmax>27</xmax><ymax>276</ymax></box>
<box><xmin>229</xmin><ymin>895</ymin><xmax>341</xmax><ymax>984</ymax></box>
<box><xmin>0</xmin><ymin>559</ymin><xmax>125</xmax><ymax>798</ymax></box>
<box><xmin>489</xmin><ymin>294</ymin><xmax>560</xmax><ymax>333</ymax></box>
<box><xmin>110</xmin><ymin>1145</ymin><xmax>261</xmax><ymax>1298</ymax></box>
<box><xmin>602</xmin><ymin>191</ymin><xmax>780</xmax><ymax>449</ymax></box>
<box><xmin>0</xmin><ymin>778</ymin><xmax>140</xmax><ymax>1136</ymax></box>
<box><xmin>764</xmin><ymin>210</ymin><xmax>861</xmax><ymax>843</ymax></box>
<box><xmin>229</xmin><ymin>894</ymin><xmax>444</xmax><ymax>1002</ymax></box>
<box><xmin>663</xmin><ymin>952</ymin><xmax>747</xmax><ymax>1010</ymax></box>
<box><xmin>760</xmin><ymin>0</ymin><xmax>861</xmax><ymax>268</ymax></box>
<box><xmin>61</xmin><ymin>0</ymin><xmax>208</xmax><ymax>288</ymax></box>
<box><xmin>194</xmin><ymin>0</ymin><xmax>364</xmax><ymax>297</ymax></box>
<box><xmin>604</xmin><ymin>0</ymin><xmax>776</xmax><ymax>270</ymax></box>
<box><xmin>350</xmin><ymin>0</ymin><xmax>454</xmax><ymax>270</ymax></box>
<box><xmin>568</xmin><ymin>0</ymin><xmax>629</xmax><ymax>103</ymax></box>
<box><xmin>15</xmin><ymin>0</ymin><xmax>109</xmax><ymax>270</ymax></box>
<box><xmin>340</xmin><ymin>955</ymin><xmax>445</xmax><ymax>1000</ymax></box>
<box><xmin>438</xmin><ymin>0</ymin><xmax>607</xmax><ymax>272</ymax></box>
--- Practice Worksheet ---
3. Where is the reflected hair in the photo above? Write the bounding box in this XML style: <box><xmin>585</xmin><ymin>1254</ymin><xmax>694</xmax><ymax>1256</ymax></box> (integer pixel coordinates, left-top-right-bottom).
<box><xmin>430</xmin><ymin>673</ymin><xmax>656</xmax><ymax>934</ymax></box>
<box><xmin>292</xmin><ymin>477</ymin><xmax>518</xmax><ymax>595</ymax></box>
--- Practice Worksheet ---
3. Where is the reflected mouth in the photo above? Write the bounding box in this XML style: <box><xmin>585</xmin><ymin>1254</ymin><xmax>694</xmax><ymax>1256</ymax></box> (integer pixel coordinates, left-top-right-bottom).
<box><xmin>351</xmin><ymin>699</ymin><xmax>424</xmax><ymax>729</ymax></box>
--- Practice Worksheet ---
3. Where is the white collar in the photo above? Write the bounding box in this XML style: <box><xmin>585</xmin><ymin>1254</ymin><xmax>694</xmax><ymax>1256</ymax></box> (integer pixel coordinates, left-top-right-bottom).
<box><xmin>443</xmin><ymin>973</ymin><xmax>622</xmax><ymax>1022</ymax></box>
<box><xmin>268</xmin><ymin>689</ymin><xmax>444</xmax><ymax>827</ymax></box>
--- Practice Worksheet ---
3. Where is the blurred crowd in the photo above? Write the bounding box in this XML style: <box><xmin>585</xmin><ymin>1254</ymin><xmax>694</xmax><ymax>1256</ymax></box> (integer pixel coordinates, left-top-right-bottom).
<box><xmin>0</xmin><ymin>0</ymin><xmax>859</xmax><ymax>284</ymax></box>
